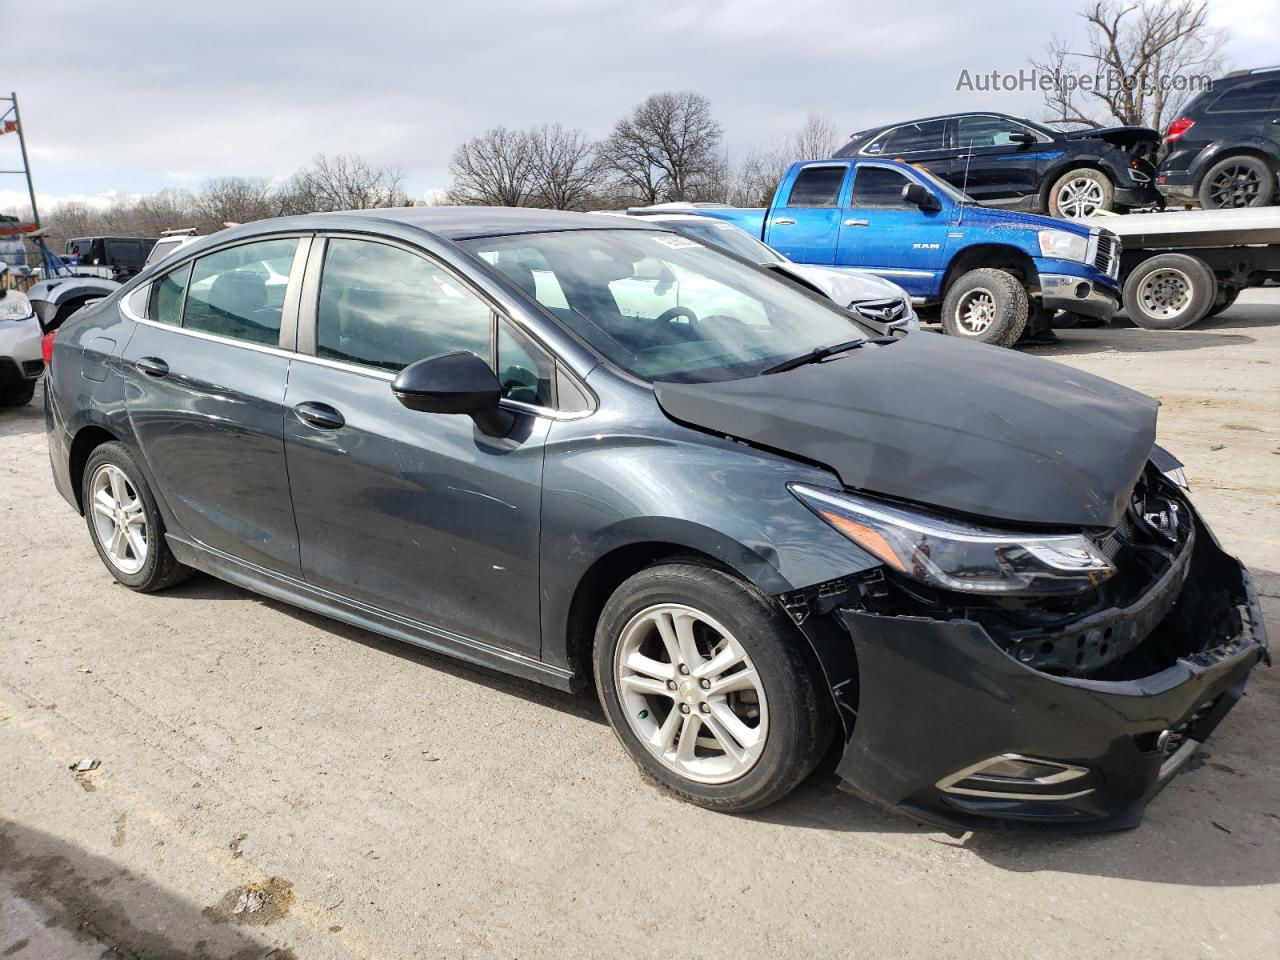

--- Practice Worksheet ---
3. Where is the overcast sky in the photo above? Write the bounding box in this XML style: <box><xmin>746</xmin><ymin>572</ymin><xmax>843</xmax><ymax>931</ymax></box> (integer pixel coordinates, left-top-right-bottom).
<box><xmin>3</xmin><ymin>0</ymin><xmax>1276</xmax><ymax>213</ymax></box>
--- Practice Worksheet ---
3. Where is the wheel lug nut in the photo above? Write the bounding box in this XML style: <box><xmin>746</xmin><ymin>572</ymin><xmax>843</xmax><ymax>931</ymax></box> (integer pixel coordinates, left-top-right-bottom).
<box><xmin>699</xmin><ymin>703</ymin><xmax>710</xmax><ymax>714</ymax></box>
<box><xmin>679</xmin><ymin>703</ymin><xmax>691</xmax><ymax>715</ymax></box>
<box><xmin>678</xmin><ymin>664</ymin><xmax>690</xmax><ymax>675</ymax></box>
<box><xmin>699</xmin><ymin>678</ymin><xmax>710</xmax><ymax>689</ymax></box>
<box><xmin>666</xmin><ymin>680</ymin><xmax>677</xmax><ymax>691</ymax></box>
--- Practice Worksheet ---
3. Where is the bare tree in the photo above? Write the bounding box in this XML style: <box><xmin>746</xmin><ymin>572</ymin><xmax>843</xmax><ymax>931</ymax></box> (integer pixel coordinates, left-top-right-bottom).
<box><xmin>196</xmin><ymin>177</ymin><xmax>276</xmax><ymax>226</ymax></box>
<box><xmin>448</xmin><ymin>127</ymin><xmax>535</xmax><ymax>206</ymax></box>
<box><xmin>280</xmin><ymin>153</ymin><xmax>408</xmax><ymax>213</ymax></box>
<box><xmin>1032</xmin><ymin>1</ymin><xmax>1227</xmax><ymax>131</ymax></box>
<box><xmin>792</xmin><ymin>112</ymin><xmax>841</xmax><ymax>160</ymax></box>
<box><xmin>526</xmin><ymin>124</ymin><xmax>604</xmax><ymax>210</ymax></box>
<box><xmin>598</xmin><ymin>91</ymin><xmax>724</xmax><ymax>204</ymax></box>
<box><xmin>727</xmin><ymin>113</ymin><xmax>842</xmax><ymax>207</ymax></box>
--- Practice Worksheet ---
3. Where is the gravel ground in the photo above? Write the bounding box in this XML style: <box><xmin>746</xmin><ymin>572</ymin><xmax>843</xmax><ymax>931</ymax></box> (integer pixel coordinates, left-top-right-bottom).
<box><xmin>2</xmin><ymin>291</ymin><xmax>1278</xmax><ymax>960</ymax></box>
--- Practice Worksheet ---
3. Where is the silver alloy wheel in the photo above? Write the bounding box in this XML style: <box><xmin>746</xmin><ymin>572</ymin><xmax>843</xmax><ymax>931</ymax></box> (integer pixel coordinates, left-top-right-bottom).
<box><xmin>1056</xmin><ymin>176</ymin><xmax>1105</xmax><ymax>218</ymax></box>
<box><xmin>89</xmin><ymin>463</ymin><xmax>148</xmax><ymax>575</ymax></box>
<box><xmin>955</xmin><ymin>287</ymin><xmax>997</xmax><ymax>335</ymax></box>
<box><xmin>614</xmin><ymin>603</ymin><xmax>768</xmax><ymax>784</ymax></box>
<box><xmin>1138</xmin><ymin>267</ymin><xmax>1193</xmax><ymax>320</ymax></box>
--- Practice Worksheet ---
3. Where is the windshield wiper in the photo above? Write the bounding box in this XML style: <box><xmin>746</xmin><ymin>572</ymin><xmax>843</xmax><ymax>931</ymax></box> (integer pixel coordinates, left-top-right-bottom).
<box><xmin>761</xmin><ymin>339</ymin><xmax>869</xmax><ymax>375</ymax></box>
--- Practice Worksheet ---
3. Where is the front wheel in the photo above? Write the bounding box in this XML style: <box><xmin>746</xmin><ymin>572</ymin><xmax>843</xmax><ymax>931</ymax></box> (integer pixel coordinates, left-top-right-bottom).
<box><xmin>1048</xmin><ymin>168</ymin><xmax>1115</xmax><ymax>219</ymax></box>
<box><xmin>1122</xmin><ymin>254</ymin><xmax>1216</xmax><ymax>330</ymax></box>
<box><xmin>940</xmin><ymin>268</ymin><xmax>1028</xmax><ymax>347</ymax></box>
<box><xmin>593</xmin><ymin>563</ymin><xmax>833</xmax><ymax>812</ymax></box>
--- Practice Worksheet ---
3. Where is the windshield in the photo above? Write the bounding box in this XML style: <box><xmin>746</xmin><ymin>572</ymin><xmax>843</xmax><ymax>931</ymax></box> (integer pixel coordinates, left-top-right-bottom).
<box><xmin>660</xmin><ymin>219</ymin><xmax>784</xmax><ymax>265</ymax></box>
<box><xmin>461</xmin><ymin>229</ymin><xmax>874</xmax><ymax>384</ymax></box>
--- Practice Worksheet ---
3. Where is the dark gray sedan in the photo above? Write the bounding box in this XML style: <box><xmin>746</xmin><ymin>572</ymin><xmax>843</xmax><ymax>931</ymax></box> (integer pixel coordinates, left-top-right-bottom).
<box><xmin>44</xmin><ymin>208</ymin><xmax>1267</xmax><ymax>831</ymax></box>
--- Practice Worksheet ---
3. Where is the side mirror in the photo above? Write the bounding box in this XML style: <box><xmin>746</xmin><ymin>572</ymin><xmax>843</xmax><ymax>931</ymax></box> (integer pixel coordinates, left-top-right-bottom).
<box><xmin>633</xmin><ymin>258</ymin><xmax>676</xmax><ymax>285</ymax></box>
<box><xmin>391</xmin><ymin>351</ymin><xmax>512</xmax><ymax>437</ymax></box>
<box><xmin>901</xmin><ymin>182</ymin><xmax>941</xmax><ymax>212</ymax></box>
<box><xmin>1008</xmin><ymin>131</ymin><xmax>1036</xmax><ymax>146</ymax></box>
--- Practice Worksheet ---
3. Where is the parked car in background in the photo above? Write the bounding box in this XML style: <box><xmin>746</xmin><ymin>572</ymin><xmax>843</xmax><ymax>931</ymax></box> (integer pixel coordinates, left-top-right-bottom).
<box><xmin>609</xmin><ymin>206</ymin><xmax>918</xmax><ymax>332</ymax></box>
<box><xmin>145</xmin><ymin>228</ymin><xmax>202</xmax><ymax>266</ymax></box>
<box><xmin>1158</xmin><ymin>66</ymin><xmax>1280</xmax><ymax>209</ymax></box>
<box><xmin>64</xmin><ymin>236</ymin><xmax>156</xmax><ymax>281</ymax></box>
<box><xmin>684</xmin><ymin>158</ymin><xmax>1121</xmax><ymax>346</ymax></box>
<box><xmin>43</xmin><ymin>207</ymin><xmax>1266</xmax><ymax>832</ymax></box>
<box><xmin>835</xmin><ymin>112</ymin><xmax>1161</xmax><ymax>218</ymax></box>
<box><xmin>0</xmin><ymin>262</ymin><xmax>42</xmax><ymax>406</ymax></box>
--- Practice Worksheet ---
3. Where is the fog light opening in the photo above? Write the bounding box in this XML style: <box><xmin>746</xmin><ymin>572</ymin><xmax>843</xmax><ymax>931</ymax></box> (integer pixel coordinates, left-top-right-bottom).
<box><xmin>937</xmin><ymin>754</ymin><xmax>1093</xmax><ymax>801</ymax></box>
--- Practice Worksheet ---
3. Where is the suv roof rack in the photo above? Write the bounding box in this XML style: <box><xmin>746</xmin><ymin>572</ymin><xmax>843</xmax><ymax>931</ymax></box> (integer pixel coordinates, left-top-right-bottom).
<box><xmin>1222</xmin><ymin>65</ymin><xmax>1280</xmax><ymax>79</ymax></box>
<box><xmin>159</xmin><ymin>227</ymin><xmax>199</xmax><ymax>236</ymax></box>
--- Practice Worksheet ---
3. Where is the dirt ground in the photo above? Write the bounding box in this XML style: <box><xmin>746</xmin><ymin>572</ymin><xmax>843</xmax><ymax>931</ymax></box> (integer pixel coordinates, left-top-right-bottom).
<box><xmin>2</xmin><ymin>291</ymin><xmax>1278</xmax><ymax>960</ymax></box>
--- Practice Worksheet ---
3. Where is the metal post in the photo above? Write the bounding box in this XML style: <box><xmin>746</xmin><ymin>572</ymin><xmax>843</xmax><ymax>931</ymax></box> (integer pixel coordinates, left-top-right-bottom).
<box><xmin>10</xmin><ymin>92</ymin><xmax>40</xmax><ymax>229</ymax></box>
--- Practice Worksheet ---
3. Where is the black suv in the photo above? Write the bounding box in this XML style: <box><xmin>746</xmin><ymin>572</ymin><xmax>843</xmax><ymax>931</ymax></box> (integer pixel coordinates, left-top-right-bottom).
<box><xmin>834</xmin><ymin>112</ymin><xmax>1162</xmax><ymax>218</ymax></box>
<box><xmin>64</xmin><ymin>236</ymin><xmax>156</xmax><ymax>281</ymax></box>
<box><xmin>1157</xmin><ymin>67</ymin><xmax>1280</xmax><ymax>209</ymax></box>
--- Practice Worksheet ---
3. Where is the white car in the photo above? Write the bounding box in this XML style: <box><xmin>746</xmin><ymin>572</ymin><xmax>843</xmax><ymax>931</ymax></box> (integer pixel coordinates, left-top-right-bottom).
<box><xmin>611</xmin><ymin>208</ymin><xmax>919</xmax><ymax>332</ymax></box>
<box><xmin>0</xmin><ymin>263</ymin><xmax>42</xmax><ymax>407</ymax></box>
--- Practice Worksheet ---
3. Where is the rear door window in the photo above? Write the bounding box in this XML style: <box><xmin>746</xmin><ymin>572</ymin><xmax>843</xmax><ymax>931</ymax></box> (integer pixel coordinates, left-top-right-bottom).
<box><xmin>876</xmin><ymin>119</ymin><xmax>948</xmax><ymax>154</ymax></box>
<box><xmin>1208</xmin><ymin>78</ymin><xmax>1280</xmax><ymax>112</ymax></box>
<box><xmin>785</xmin><ymin>166</ymin><xmax>848</xmax><ymax>207</ymax></box>
<box><xmin>183</xmin><ymin>238</ymin><xmax>300</xmax><ymax>347</ymax></box>
<box><xmin>147</xmin><ymin>262</ymin><xmax>192</xmax><ymax>326</ymax></box>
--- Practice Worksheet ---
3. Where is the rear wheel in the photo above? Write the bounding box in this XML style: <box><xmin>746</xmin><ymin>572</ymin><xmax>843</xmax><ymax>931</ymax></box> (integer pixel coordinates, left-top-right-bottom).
<box><xmin>1122</xmin><ymin>254</ymin><xmax>1217</xmax><ymax>330</ymax></box>
<box><xmin>82</xmin><ymin>442</ymin><xmax>192</xmax><ymax>592</ymax></box>
<box><xmin>593</xmin><ymin>562</ymin><xmax>833</xmax><ymax>812</ymax></box>
<box><xmin>1048</xmin><ymin>168</ymin><xmax>1114</xmax><ymax>218</ymax></box>
<box><xmin>941</xmin><ymin>268</ymin><xmax>1028</xmax><ymax>347</ymax></box>
<box><xmin>1198</xmin><ymin>155</ymin><xmax>1276</xmax><ymax>209</ymax></box>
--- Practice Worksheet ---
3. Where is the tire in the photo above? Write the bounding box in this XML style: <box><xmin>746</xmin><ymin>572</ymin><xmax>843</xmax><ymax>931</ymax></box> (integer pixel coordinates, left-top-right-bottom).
<box><xmin>1198</xmin><ymin>155</ymin><xmax>1276</xmax><ymax>209</ymax></box>
<box><xmin>0</xmin><ymin>376</ymin><xmax>36</xmax><ymax>407</ymax></box>
<box><xmin>1048</xmin><ymin>168</ymin><xmax>1115</xmax><ymax>219</ymax></box>
<box><xmin>1122</xmin><ymin>254</ymin><xmax>1217</xmax><ymax>330</ymax></box>
<box><xmin>1206</xmin><ymin>286</ymin><xmax>1240</xmax><ymax>318</ymax></box>
<box><xmin>940</xmin><ymin>268</ymin><xmax>1028</xmax><ymax>347</ymax></box>
<box><xmin>82</xmin><ymin>442</ymin><xmax>192</xmax><ymax>592</ymax></box>
<box><xmin>593</xmin><ymin>562</ymin><xmax>834</xmax><ymax>812</ymax></box>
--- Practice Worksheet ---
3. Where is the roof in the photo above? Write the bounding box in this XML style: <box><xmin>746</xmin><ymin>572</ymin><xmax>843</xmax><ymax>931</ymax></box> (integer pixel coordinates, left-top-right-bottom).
<box><xmin>325</xmin><ymin>206</ymin><xmax>663</xmax><ymax>240</ymax></box>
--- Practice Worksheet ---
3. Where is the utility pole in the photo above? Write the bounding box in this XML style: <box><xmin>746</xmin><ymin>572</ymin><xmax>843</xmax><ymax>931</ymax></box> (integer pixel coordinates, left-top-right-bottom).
<box><xmin>1</xmin><ymin>91</ymin><xmax>40</xmax><ymax>229</ymax></box>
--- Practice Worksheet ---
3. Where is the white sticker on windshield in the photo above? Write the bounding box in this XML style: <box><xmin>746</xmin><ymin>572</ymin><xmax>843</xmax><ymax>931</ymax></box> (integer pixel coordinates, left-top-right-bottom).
<box><xmin>652</xmin><ymin>235</ymin><xmax>701</xmax><ymax>249</ymax></box>
<box><xmin>713</xmin><ymin>223</ymin><xmax>735</xmax><ymax>230</ymax></box>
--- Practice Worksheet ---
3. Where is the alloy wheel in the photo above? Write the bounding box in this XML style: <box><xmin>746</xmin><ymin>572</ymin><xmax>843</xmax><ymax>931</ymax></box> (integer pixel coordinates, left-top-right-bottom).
<box><xmin>614</xmin><ymin>603</ymin><xmax>768</xmax><ymax>784</ymax></box>
<box><xmin>89</xmin><ymin>463</ymin><xmax>148</xmax><ymax>575</ymax></box>
<box><xmin>1207</xmin><ymin>164</ymin><xmax>1262</xmax><ymax>208</ymax></box>
<box><xmin>1138</xmin><ymin>267</ymin><xmax>1193</xmax><ymax>320</ymax></box>
<box><xmin>955</xmin><ymin>287</ymin><xmax>997</xmax><ymax>335</ymax></box>
<box><xmin>1056</xmin><ymin>177</ymin><xmax>1105</xmax><ymax>218</ymax></box>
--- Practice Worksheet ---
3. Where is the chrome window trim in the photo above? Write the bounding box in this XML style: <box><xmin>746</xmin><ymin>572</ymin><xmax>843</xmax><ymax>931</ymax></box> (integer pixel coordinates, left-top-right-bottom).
<box><xmin>129</xmin><ymin>314</ymin><xmax>297</xmax><ymax>360</ymax></box>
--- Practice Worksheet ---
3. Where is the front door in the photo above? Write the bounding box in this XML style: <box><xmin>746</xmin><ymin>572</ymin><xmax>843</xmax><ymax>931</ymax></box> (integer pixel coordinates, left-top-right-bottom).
<box><xmin>121</xmin><ymin>236</ymin><xmax>307</xmax><ymax>575</ymax></box>
<box><xmin>763</xmin><ymin>163</ymin><xmax>850</xmax><ymax>265</ymax></box>
<box><xmin>951</xmin><ymin>115</ymin><xmax>1052</xmax><ymax>202</ymax></box>
<box><xmin>834</xmin><ymin>165</ymin><xmax>952</xmax><ymax>298</ymax></box>
<box><xmin>283</xmin><ymin>236</ymin><xmax>549</xmax><ymax>656</ymax></box>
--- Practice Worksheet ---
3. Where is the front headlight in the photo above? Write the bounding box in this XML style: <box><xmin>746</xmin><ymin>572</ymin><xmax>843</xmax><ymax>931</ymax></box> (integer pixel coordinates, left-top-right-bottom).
<box><xmin>0</xmin><ymin>290</ymin><xmax>33</xmax><ymax>320</ymax></box>
<box><xmin>1037</xmin><ymin>229</ymin><xmax>1089</xmax><ymax>262</ymax></box>
<box><xmin>791</xmin><ymin>484</ymin><xmax>1116</xmax><ymax>596</ymax></box>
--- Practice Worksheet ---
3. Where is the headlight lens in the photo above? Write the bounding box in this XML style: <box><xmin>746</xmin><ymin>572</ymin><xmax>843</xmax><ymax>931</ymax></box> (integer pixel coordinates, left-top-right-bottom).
<box><xmin>791</xmin><ymin>483</ymin><xmax>1116</xmax><ymax>596</ymax></box>
<box><xmin>1162</xmin><ymin>465</ymin><xmax>1190</xmax><ymax>491</ymax></box>
<box><xmin>0</xmin><ymin>290</ymin><xmax>33</xmax><ymax>320</ymax></box>
<box><xmin>1037</xmin><ymin>229</ymin><xmax>1089</xmax><ymax>262</ymax></box>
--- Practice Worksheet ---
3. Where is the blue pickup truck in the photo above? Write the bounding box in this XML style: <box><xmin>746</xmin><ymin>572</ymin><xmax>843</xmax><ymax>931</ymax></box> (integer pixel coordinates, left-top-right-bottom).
<box><xmin>689</xmin><ymin>158</ymin><xmax>1122</xmax><ymax>346</ymax></box>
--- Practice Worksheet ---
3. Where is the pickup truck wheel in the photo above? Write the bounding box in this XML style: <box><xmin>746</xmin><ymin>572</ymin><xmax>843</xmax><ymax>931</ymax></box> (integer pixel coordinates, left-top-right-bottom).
<box><xmin>1122</xmin><ymin>254</ymin><xmax>1216</xmax><ymax>330</ymax></box>
<box><xmin>1048</xmin><ymin>168</ymin><xmax>1114</xmax><ymax>218</ymax></box>
<box><xmin>1198</xmin><ymin>155</ymin><xmax>1275</xmax><ymax>209</ymax></box>
<box><xmin>941</xmin><ymin>268</ymin><xmax>1028</xmax><ymax>347</ymax></box>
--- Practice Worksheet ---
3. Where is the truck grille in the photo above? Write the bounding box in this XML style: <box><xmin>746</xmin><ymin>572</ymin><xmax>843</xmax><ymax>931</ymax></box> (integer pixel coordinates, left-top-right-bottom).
<box><xmin>1093</xmin><ymin>231</ymin><xmax>1120</xmax><ymax>279</ymax></box>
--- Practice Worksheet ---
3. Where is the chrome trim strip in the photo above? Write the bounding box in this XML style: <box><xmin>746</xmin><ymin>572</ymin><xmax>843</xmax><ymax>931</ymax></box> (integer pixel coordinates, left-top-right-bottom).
<box><xmin>943</xmin><ymin>785</ymin><xmax>1096</xmax><ymax>801</ymax></box>
<box><xmin>937</xmin><ymin>753</ymin><xmax>1093</xmax><ymax>801</ymax></box>
<box><xmin>132</xmin><ymin>316</ymin><xmax>296</xmax><ymax>360</ymax></box>
<box><xmin>1158</xmin><ymin>738</ymin><xmax>1200</xmax><ymax>781</ymax></box>
<box><xmin>869</xmin><ymin>268</ymin><xmax>936</xmax><ymax>278</ymax></box>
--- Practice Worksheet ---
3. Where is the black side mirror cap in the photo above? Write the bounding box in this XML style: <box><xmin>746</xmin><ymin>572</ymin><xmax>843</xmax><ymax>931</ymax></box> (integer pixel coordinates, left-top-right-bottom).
<box><xmin>1008</xmin><ymin>131</ymin><xmax>1036</xmax><ymax>145</ymax></box>
<box><xmin>392</xmin><ymin>351</ymin><xmax>512</xmax><ymax>436</ymax></box>
<box><xmin>901</xmin><ymin>182</ymin><xmax>941</xmax><ymax>212</ymax></box>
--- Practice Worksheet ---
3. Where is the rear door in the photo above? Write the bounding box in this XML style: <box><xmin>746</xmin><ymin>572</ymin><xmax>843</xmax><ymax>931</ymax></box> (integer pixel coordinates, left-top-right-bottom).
<box><xmin>762</xmin><ymin>163</ymin><xmax>850</xmax><ymax>265</ymax></box>
<box><xmin>862</xmin><ymin>118</ymin><xmax>955</xmax><ymax>179</ymax></box>
<box><xmin>120</xmin><ymin>235</ymin><xmax>309</xmax><ymax>574</ymax></box>
<box><xmin>835</xmin><ymin>164</ymin><xmax>952</xmax><ymax>298</ymax></box>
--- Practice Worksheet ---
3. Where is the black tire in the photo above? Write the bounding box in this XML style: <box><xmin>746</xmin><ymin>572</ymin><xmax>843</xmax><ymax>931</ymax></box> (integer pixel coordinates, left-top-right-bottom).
<box><xmin>593</xmin><ymin>562</ymin><xmax>834</xmax><ymax>812</ymax></box>
<box><xmin>1121</xmin><ymin>253</ymin><xmax>1217</xmax><ymax>331</ymax></box>
<box><xmin>0</xmin><ymin>376</ymin><xmax>36</xmax><ymax>407</ymax></box>
<box><xmin>941</xmin><ymin>268</ymin><xmax>1028</xmax><ymax>347</ymax></box>
<box><xmin>81</xmin><ymin>442</ymin><xmax>192</xmax><ymax>592</ymax></box>
<box><xmin>1198</xmin><ymin>155</ymin><xmax>1276</xmax><ymax>209</ymax></box>
<box><xmin>1048</xmin><ymin>167</ymin><xmax>1115</xmax><ymax>218</ymax></box>
<box><xmin>1206</xmin><ymin>286</ymin><xmax>1241</xmax><ymax>319</ymax></box>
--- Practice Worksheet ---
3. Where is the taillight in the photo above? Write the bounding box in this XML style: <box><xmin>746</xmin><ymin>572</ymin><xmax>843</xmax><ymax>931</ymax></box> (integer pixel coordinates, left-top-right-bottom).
<box><xmin>41</xmin><ymin>329</ymin><xmax>57</xmax><ymax>368</ymax></box>
<box><xmin>1165</xmin><ymin>117</ymin><xmax>1195</xmax><ymax>142</ymax></box>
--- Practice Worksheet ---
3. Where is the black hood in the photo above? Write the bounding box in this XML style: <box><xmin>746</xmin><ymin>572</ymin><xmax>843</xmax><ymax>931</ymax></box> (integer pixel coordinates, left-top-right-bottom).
<box><xmin>655</xmin><ymin>334</ymin><xmax>1158</xmax><ymax>529</ymax></box>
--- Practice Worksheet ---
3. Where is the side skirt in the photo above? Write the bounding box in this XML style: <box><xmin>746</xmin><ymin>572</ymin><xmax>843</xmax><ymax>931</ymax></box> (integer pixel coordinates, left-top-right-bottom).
<box><xmin>167</xmin><ymin>535</ymin><xmax>576</xmax><ymax>692</ymax></box>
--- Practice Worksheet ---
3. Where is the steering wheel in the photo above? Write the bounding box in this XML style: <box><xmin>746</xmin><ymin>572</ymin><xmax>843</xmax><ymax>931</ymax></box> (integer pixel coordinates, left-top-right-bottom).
<box><xmin>655</xmin><ymin>306</ymin><xmax>699</xmax><ymax>327</ymax></box>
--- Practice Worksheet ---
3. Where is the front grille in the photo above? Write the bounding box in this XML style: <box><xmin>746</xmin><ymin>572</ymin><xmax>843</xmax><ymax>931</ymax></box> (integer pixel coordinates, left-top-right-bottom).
<box><xmin>851</xmin><ymin>298</ymin><xmax>907</xmax><ymax>323</ymax></box>
<box><xmin>1093</xmin><ymin>231</ymin><xmax>1120</xmax><ymax>279</ymax></box>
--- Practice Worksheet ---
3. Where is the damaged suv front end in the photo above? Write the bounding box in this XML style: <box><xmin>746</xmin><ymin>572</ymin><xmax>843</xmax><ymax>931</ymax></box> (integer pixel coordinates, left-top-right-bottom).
<box><xmin>789</xmin><ymin>463</ymin><xmax>1267</xmax><ymax>832</ymax></box>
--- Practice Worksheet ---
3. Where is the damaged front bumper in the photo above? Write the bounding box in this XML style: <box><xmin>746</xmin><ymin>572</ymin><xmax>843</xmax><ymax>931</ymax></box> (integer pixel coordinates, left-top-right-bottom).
<box><xmin>822</xmin><ymin>514</ymin><xmax>1268</xmax><ymax>833</ymax></box>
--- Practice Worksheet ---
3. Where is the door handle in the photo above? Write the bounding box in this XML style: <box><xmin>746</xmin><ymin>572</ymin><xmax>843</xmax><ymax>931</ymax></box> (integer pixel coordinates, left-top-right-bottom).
<box><xmin>843</xmin><ymin>219</ymin><xmax>870</xmax><ymax>227</ymax></box>
<box><xmin>772</xmin><ymin>217</ymin><xmax>796</xmax><ymax>225</ymax></box>
<box><xmin>136</xmin><ymin>357</ymin><xmax>169</xmax><ymax>378</ymax></box>
<box><xmin>293</xmin><ymin>401</ymin><xmax>345</xmax><ymax>430</ymax></box>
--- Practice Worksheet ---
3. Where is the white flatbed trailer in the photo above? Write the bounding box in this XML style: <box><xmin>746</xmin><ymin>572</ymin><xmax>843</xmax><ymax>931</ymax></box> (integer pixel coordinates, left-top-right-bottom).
<box><xmin>1082</xmin><ymin>207</ymin><xmax>1280</xmax><ymax>329</ymax></box>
